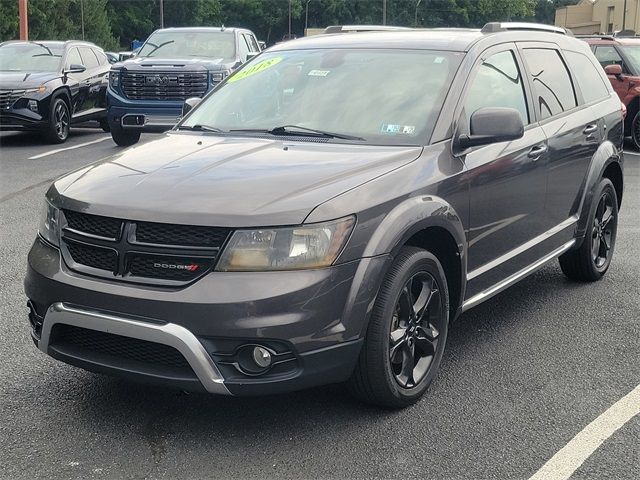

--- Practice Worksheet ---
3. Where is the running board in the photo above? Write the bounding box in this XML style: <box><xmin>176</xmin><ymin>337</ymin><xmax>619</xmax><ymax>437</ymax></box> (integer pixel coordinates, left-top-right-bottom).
<box><xmin>461</xmin><ymin>239</ymin><xmax>577</xmax><ymax>312</ymax></box>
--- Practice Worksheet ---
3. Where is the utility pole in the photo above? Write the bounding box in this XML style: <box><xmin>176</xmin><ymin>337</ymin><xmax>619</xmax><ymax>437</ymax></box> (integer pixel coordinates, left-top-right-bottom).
<box><xmin>80</xmin><ymin>0</ymin><xmax>85</xmax><ymax>40</ymax></box>
<box><xmin>288</xmin><ymin>0</ymin><xmax>292</xmax><ymax>37</ymax></box>
<box><xmin>623</xmin><ymin>0</ymin><xmax>628</xmax><ymax>30</ymax></box>
<box><xmin>414</xmin><ymin>0</ymin><xmax>422</xmax><ymax>27</ymax></box>
<box><xmin>160</xmin><ymin>0</ymin><xmax>164</xmax><ymax>28</ymax></box>
<box><xmin>305</xmin><ymin>0</ymin><xmax>312</xmax><ymax>35</ymax></box>
<box><xmin>382</xmin><ymin>0</ymin><xmax>387</xmax><ymax>25</ymax></box>
<box><xmin>18</xmin><ymin>0</ymin><xmax>28</xmax><ymax>40</ymax></box>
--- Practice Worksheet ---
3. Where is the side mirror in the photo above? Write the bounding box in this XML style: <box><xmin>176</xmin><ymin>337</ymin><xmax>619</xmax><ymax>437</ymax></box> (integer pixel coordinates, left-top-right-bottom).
<box><xmin>457</xmin><ymin>107</ymin><xmax>524</xmax><ymax>150</ymax></box>
<box><xmin>65</xmin><ymin>64</ymin><xmax>86</xmax><ymax>74</ymax></box>
<box><xmin>258</xmin><ymin>41</ymin><xmax>266</xmax><ymax>50</ymax></box>
<box><xmin>182</xmin><ymin>97</ymin><xmax>202</xmax><ymax>116</ymax></box>
<box><xmin>119</xmin><ymin>52</ymin><xmax>135</xmax><ymax>61</ymax></box>
<box><xmin>604</xmin><ymin>63</ymin><xmax>623</xmax><ymax>81</ymax></box>
<box><xmin>246</xmin><ymin>52</ymin><xmax>259</xmax><ymax>61</ymax></box>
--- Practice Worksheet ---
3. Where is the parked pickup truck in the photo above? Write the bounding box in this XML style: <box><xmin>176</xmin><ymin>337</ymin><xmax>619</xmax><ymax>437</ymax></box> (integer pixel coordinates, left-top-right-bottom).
<box><xmin>106</xmin><ymin>27</ymin><xmax>261</xmax><ymax>146</ymax></box>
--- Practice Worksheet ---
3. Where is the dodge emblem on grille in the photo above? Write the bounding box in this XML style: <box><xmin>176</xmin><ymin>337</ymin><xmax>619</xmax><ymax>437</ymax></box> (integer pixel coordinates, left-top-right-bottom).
<box><xmin>153</xmin><ymin>262</ymin><xmax>199</xmax><ymax>272</ymax></box>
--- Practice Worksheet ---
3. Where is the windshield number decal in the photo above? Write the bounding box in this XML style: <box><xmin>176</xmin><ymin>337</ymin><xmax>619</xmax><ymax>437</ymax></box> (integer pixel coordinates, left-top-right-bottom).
<box><xmin>228</xmin><ymin>57</ymin><xmax>283</xmax><ymax>83</ymax></box>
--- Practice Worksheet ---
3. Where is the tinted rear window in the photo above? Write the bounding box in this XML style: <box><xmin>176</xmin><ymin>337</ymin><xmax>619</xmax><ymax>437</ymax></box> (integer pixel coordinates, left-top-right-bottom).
<box><xmin>522</xmin><ymin>48</ymin><xmax>577</xmax><ymax>121</ymax></box>
<box><xmin>564</xmin><ymin>51</ymin><xmax>610</xmax><ymax>104</ymax></box>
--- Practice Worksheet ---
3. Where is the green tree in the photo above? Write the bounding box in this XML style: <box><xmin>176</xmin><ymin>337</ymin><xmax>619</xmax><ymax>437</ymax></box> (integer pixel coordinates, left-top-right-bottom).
<box><xmin>0</xmin><ymin>0</ymin><xmax>18</xmax><ymax>40</ymax></box>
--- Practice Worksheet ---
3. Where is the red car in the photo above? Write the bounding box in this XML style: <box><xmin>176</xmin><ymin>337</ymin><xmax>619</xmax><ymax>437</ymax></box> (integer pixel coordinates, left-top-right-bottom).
<box><xmin>581</xmin><ymin>35</ymin><xmax>640</xmax><ymax>148</ymax></box>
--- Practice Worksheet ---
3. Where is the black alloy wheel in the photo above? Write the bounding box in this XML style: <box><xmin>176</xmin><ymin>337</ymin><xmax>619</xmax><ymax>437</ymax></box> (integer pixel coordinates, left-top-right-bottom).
<box><xmin>45</xmin><ymin>97</ymin><xmax>70</xmax><ymax>144</ymax></box>
<box><xmin>389</xmin><ymin>272</ymin><xmax>443</xmax><ymax>389</ymax></box>
<box><xmin>348</xmin><ymin>247</ymin><xmax>449</xmax><ymax>408</ymax></box>
<box><xmin>559</xmin><ymin>177</ymin><xmax>618</xmax><ymax>281</ymax></box>
<box><xmin>591</xmin><ymin>188</ymin><xmax>616</xmax><ymax>271</ymax></box>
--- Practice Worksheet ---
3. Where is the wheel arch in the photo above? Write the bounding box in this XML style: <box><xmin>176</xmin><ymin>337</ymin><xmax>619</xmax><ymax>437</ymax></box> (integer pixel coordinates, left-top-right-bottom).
<box><xmin>360</xmin><ymin>196</ymin><xmax>467</xmax><ymax>322</ymax></box>
<box><xmin>575</xmin><ymin>140</ymin><xmax>623</xmax><ymax>241</ymax></box>
<box><xmin>51</xmin><ymin>86</ymin><xmax>72</xmax><ymax>111</ymax></box>
<box><xmin>624</xmin><ymin>96</ymin><xmax>640</xmax><ymax>136</ymax></box>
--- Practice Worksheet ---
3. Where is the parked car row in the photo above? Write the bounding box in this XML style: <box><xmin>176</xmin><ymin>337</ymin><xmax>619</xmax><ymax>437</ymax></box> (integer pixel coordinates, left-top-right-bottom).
<box><xmin>0</xmin><ymin>26</ymin><xmax>637</xmax><ymax>151</ymax></box>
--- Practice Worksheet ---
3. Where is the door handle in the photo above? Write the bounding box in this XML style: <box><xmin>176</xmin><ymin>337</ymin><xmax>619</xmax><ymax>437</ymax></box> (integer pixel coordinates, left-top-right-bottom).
<box><xmin>583</xmin><ymin>124</ymin><xmax>598</xmax><ymax>134</ymax></box>
<box><xmin>528</xmin><ymin>145</ymin><xmax>547</xmax><ymax>160</ymax></box>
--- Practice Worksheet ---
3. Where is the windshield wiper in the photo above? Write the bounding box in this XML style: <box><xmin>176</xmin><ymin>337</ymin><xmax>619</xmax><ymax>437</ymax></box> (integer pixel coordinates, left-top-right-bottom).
<box><xmin>231</xmin><ymin>125</ymin><xmax>364</xmax><ymax>141</ymax></box>
<box><xmin>177</xmin><ymin>124</ymin><xmax>224</xmax><ymax>133</ymax></box>
<box><xmin>144</xmin><ymin>40</ymin><xmax>174</xmax><ymax>57</ymax></box>
<box><xmin>31</xmin><ymin>42</ymin><xmax>53</xmax><ymax>56</ymax></box>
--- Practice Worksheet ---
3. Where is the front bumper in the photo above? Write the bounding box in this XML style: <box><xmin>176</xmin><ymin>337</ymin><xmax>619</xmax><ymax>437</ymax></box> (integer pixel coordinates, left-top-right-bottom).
<box><xmin>0</xmin><ymin>107</ymin><xmax>46</xmax><ymax>131</ymax></box>
<box><xmin>25</xmin><ymin>238</ymin><xmax>388</xmax><ymax>395</ymax></box>
<box><xmin>107</xmin><ymin>87</ymin><xmax>184</xmax><ymax>132</ymax></box>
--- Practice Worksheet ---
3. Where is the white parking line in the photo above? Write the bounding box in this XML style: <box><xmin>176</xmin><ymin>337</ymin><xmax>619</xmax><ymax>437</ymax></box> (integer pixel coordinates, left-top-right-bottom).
<box><xmin>529</xmin><ymin>383</ymin><xmax>640</xmax><ymax>480</ymax></box>
<box><xmin>28</xmin><ymin>136</ymin><xmax>110</xmax><ymax>160</ymax></box>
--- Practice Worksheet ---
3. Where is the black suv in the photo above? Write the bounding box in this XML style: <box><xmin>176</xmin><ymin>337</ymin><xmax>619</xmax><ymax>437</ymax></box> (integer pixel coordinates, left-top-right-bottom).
<box><xmin>0</xmin><ymin>40</ymin><xmax>111</xmax><ymax>143</ymax></box>
<box><xmin>106</xmin><ymin>27</ymin><xmax>261</xmax><ymax>146</ymax></box>
<box><xmin>25</xmin><ymin>23</ymin><xmax>624</xmax><ymax>408</ymax></box>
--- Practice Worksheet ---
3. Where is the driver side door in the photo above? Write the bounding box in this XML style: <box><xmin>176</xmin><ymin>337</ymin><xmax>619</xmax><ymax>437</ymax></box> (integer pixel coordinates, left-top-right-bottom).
<box><xmin>458</xmin><ymin>45</ymin><xmax>548</xmax><ymax>296</ymax></box>
<box><xmin>63</xmin><ymin>47</ymin><xmax>88</xmax><ymax>115</ymax></box>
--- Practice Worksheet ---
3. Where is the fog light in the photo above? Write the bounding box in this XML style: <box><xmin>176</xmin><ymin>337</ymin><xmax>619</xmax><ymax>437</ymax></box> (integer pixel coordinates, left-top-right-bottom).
<box><xmin>28</xmin><ymin>100</ymin><xmax>38</xmax><ymax>112</ymax></box>
<box><xmin>252</xmin><ymin>346</ymin><xmax>272</xmax><ymax>368</ymax></box>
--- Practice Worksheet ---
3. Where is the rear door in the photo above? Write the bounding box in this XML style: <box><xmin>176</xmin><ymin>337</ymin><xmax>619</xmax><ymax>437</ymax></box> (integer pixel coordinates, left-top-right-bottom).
<box><xmin>78</xmin><ymin>47</ymin><xmax>103</xmax><ymax>112</ymax></box>
<box><xmin>459</xmin><ymin>44</ymin><xmax>548</xmax><ymax>286</ymax></box>
<box><xmin>519</xmin><ymin>44</ymin><xmax>601</xmax><ymax>231</ymax></box>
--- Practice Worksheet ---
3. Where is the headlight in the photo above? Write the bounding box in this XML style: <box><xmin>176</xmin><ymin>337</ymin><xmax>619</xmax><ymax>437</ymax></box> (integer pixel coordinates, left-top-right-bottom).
<box><xmin>109</xmin><ymin>71</ymin><xmax>120</xmax><ymax>88</ymax></box>
<box><xmin>216</xmin><ymin>216</ymin><xmax>355</xmax><ymax>271</ymax></box>
<box><xmin>210</xmin><ymin>70</ymin><xmax>230</xmax><ymax>84</ymax></box>
<box><xmin>24</xmin><ymin>85</ymin><xmax>47</xmax><ymax>95</ymax></box>
<box><xmin>38</xmin><ymin>200</ymin><xmax>60</xmax><ymax>247</ymax></box>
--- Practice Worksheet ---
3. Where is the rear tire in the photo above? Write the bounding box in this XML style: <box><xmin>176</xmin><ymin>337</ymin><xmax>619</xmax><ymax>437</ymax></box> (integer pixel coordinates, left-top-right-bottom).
<box><xmin>631</xmin><ymin>111</ymin><xmax>640</xmax><ymax>151</ymax></box>
<box><xmin>348</xmin><ymin>247</ymin><xmax>449</xmax><ymax>408</ymax></box>
<box><xmin>559</xmin><ymin>178</ymin><xmax>618</xmax><ymax>281</ymax></box>
<box><xmin>44</xmin><ymin>96</ymin><xmax>70</xmax><ymax>144</ymax></box>
<box><xmin>111</xmin><ymin>125</ymin><xmax>140</xmax><ymax>146</ymax></box>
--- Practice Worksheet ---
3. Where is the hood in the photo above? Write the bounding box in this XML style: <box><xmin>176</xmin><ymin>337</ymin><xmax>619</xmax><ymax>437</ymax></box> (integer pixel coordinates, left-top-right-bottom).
<box><xmin>118</xmin><ymin>56</ymin><xmax>234</xmax><ymax>72</ymax></box>
<box><xmin>0</xmin><ymin>71</ymin><xmax>60</xmax><ymax>89</ymax></box>
<box><xmin>51</xmin><ymin>133</ymin><xmax>422</xmax><ymax>227</ymax></box>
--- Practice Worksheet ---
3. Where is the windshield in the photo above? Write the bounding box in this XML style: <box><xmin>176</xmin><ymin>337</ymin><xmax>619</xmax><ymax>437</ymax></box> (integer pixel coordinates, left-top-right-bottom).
<box><xmin>621</xmin><ymin>45</ymin><xmax>640</xmax><ymax>73</ymax></box>
<box><xmin>138</xmin><ymin>31</ymin><xmax>236</xmax><ymax>59</ymax></box>
<box><xmin>181</xmin><ymin>49</ymin><xmax>462</xmax><ymax>145</ymax></box>
<box><xmin>0</xmin><ymin>42</ymin><xmax>63</xmax><ymax>72</ymax></box>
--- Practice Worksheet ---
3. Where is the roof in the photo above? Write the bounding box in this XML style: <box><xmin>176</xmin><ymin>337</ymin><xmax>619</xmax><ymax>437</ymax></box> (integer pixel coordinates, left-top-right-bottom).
<box><xmin>580</xmin><ymin>35</ymin><xmax>640</xmax><ymax>45</ymax></box>
<box><xmin>0</xmin><ymin>40</ymin><xmax>98</xmax><ymax>48</ymax></box>
<box><xmin>153</xmin><ymin>27</ymin><xmax>248</xmax><ymax>34</ymax></box>
<box><xmin>270</xmin><ymin>24</ymin><xmax>580</xmax><ymax>53</ymax></box>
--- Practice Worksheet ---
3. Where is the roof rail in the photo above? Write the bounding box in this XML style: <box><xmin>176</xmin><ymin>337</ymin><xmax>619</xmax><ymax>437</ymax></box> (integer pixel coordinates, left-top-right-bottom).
<box><xmin>481</xmin><ymin>22</ymin><xmax>572</xmax><ymax>36</ymax></box>
<box><xmin>575</xmin><ymin>34</ymin><xmax>615</xmax><ymax>40</ymax></box>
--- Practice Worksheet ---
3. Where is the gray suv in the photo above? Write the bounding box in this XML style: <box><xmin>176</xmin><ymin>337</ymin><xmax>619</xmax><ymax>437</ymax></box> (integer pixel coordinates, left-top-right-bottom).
<box><xmin>25</xmin><ymin>23</ymin><xmax>624</xmax><ymax>408</ymax></box>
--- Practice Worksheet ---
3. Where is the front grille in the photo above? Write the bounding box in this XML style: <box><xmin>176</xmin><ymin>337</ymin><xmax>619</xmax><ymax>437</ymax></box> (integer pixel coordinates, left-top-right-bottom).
<box><xmin>0</xmin><ymin>89</ymin><xmax>26</xmax><ymax>109</ymax></box>
<box><xmin>64</xmin><ymin>210</ymin><xmax>122</xmax><ymax>240</ymax></box>
<box><xmin>66</xmin><ymin>240</ymin><xmax>118</xmax><ymax>272</ymax></box>
<box><xmin>51</xmin><ymin>324</ymin><xmax>191</xmax><ymax>371</ymax></box>
<box><xmin>60</xmin><ymin>210</ymin><xmax>230</xmax><ymax>285</ymax></box>
<box><xmin>121</xmin><ymin>71</ymin><xmax>208</xmax><ymax>100</ymax></box>
<box><xmin>128</xmin><ymin>254</ymin><xmax>211</xmax><ymax>281</ymax></box>
<box><xmin>136</xmin><ymin>221</ymin><xmax>230</xmax><ymax>247</ymax></box>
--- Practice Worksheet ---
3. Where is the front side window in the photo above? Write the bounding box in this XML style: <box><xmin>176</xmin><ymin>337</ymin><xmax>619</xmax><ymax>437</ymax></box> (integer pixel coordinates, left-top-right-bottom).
<box><xmin>137</xmin><ymin>31</ymin><xmax>236</xmax><ymax>59</ymax></box>
<box><xmin>564</xmin><ymin>51</ymin><xmax>610</xmax><ymax>104</ymax></box>
<box><xmin>65</xmin><ymin>48</ymin><xmax>83</xmax><ymax>69</ymax></box>
<box><xmin>464</xmin><ymin>50</ymin><xmax>529</xmax><ymax>125</ymax></box>
<box><xmin>594</xmin><ymin>45</ymin><xmax>624</xmax><ymax>68</ymax></box>
<box><xmin>0</xmin><ymin>42</ymin><xmax>63</xmax><ymax>72</ymax></box>
<box><xmin>181</xmin><ymin>49</ymin><xmax>462</xmax><ymax>146</ymax></box>
<box><xmin>522</xmin><ymin>48</ymin><xmax>577</xmax><ymax>121</ymax></box>
<box><xmin>618</xmin><ymin>45</ymin><xmax>640</xmax><ymax>74</ymax></box>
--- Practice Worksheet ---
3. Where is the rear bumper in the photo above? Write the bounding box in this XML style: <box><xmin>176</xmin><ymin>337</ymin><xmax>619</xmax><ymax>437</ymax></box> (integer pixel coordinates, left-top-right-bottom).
<box><xmin>25</xmin><ymin>237</ymin><xmax>387</xmax><ymax>395</ymax></box>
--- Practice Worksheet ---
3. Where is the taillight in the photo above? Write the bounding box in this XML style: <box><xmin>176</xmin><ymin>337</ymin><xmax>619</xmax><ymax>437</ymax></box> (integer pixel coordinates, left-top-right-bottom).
<box><xmin>621</xmin><ymin>102</ymin><xmax>627</xmax><ymax>118</ymax></box>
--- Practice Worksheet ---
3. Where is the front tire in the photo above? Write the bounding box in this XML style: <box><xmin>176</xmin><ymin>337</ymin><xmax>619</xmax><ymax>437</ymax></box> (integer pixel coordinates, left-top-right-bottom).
<box><xmin>44</xmin><ymin>97</ymin><xmax>70</xmax><ymax>144</ymax></box>
<box><xmin>99</xmin><ymin>118</ymin><xmax>110</xmax><ymax>132</ymax></box>
<box><xmin>559</xmin><ymin>178</ymin><xmax>618</xmax><ymax>281</ymax></box>
<box><xmin>110</xmin><ymin>125</ymin><xmax>140</xmax><ymax>146</ymax></box>
<box><xmin>348</xmin><ymin>247</ymin><xmax>449</xmax><ymax>408</ymax></box>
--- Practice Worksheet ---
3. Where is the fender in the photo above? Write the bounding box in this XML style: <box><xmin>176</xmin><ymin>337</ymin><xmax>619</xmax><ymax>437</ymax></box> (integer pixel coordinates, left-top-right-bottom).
<box><xmin>340</xmin><ymin>195</ymin><xmax>468</xmax><ymax>339</ymax></box>
<box><xmin>573</xmin><ymin>140</ymin><xmax>623</xmax><ymax>245</ymax></box>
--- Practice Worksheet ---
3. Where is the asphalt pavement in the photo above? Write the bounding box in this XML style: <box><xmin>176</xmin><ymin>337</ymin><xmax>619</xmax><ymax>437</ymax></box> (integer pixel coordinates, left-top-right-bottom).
<box><xmin>0</xmin><ymin>127</ymin><xmax>638</xmax><ymax>480</ymax></box>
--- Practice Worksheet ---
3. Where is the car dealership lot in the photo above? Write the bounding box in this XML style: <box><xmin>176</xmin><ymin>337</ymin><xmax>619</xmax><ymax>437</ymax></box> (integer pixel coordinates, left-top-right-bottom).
<box><xmin>1</xmin><ymin>130</ymin><xmax>638</xmax><ymax>479</ymax></box>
